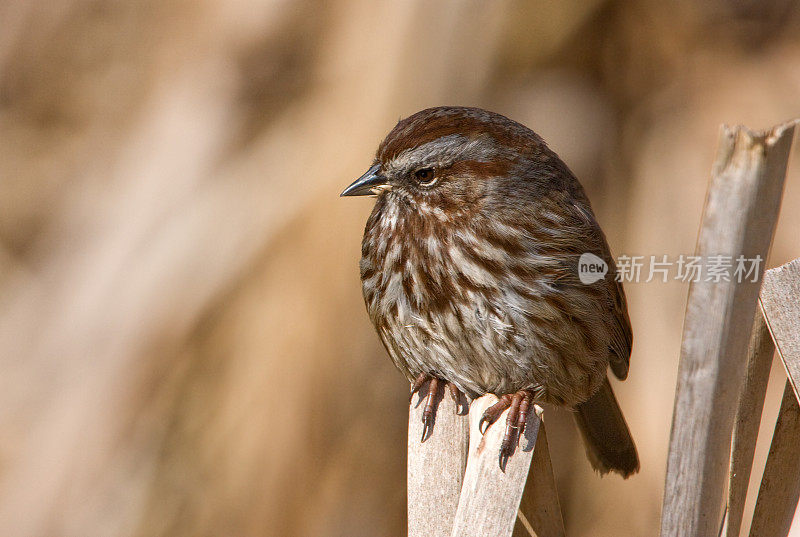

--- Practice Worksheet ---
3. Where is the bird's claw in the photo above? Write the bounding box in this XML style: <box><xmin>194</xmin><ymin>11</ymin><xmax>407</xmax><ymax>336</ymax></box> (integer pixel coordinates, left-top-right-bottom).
<box><xmin>499</xmin><ymin>451</ymin><xmax>510</xmax><ymax>471</ymax></box>
<box><xmin>412</xmin><ymin>374</ymin><xmax>466</xmax><ymax>442</ymax></box>
<box><xmin>478</xmin><ymin>415</ymin><xmax>492</xmax><ymax>435</ymax></box>
<box><xmin>421</xmin><ymin>412</ymin><xmax>437</xmax><ymax>442</ymax></box>
<box><xmin>480</xmin><ymin>390</ymin><xmax>536</xmax><ymax>466</ymax></box>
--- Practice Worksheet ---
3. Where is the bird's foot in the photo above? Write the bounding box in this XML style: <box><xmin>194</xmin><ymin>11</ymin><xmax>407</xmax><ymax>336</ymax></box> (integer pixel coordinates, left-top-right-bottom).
<box><xmin>410</xmin><ymin>373</ymin><xmax>466</xmax><ymax>442</ymax></box>
<box><xmin>478</xmin><ymin>390</ymin><xmax>540</xmax><ymax>464</ymax></box>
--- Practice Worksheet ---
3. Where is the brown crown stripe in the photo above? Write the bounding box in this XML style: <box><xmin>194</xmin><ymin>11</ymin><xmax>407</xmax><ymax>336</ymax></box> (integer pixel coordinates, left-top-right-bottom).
<box><xmin>377</xmin><ymin>107</ymin><xmax>543</xmax><ymax>163</ymax></box>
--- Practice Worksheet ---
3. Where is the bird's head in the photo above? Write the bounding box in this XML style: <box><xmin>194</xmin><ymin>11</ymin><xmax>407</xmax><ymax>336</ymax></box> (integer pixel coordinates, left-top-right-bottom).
<box><xmin>341</xmin><ymin>107</ymin><xmax>547</xmax><ymax>218</ymax></box>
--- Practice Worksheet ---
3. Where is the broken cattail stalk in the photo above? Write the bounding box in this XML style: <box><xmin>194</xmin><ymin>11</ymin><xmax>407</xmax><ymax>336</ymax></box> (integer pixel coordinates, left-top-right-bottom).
<box><xmin>723</xmin><ymin>310</ymin><xmax>774</xmax><ymax>537</ymax></box>
<box><xmin>747</xmin><ymin>258</ymin><xmax>800</xmax><ymax>536</ymax></box>
<box><xmin>408</xmin><ymin>381</ymin><xmax>469</xmax><ymax>537</ymax></box>
<box><xmin>407</xmin><ymin>390</ymin><xmax>564</xmax><ymax>537</ymax></box>
<box><xmin>661</xmin><ymin>121</ymin><xmax>796</xmax><ymax>537</ymax></box>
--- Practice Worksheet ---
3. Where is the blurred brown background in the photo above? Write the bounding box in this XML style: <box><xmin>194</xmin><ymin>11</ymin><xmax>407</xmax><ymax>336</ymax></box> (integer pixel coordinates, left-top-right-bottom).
<box><xmin>2</xmin><ymin>1</ymin><xmax>800</xmax><ymax>536</ymax></box>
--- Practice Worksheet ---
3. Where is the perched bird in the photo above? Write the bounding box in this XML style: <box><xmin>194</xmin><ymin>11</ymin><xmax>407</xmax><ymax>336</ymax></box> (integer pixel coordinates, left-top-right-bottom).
<box><xmin>341</xmin><ymin>106</ymin><xmax>639</xmax><ymax>477</ymax></box>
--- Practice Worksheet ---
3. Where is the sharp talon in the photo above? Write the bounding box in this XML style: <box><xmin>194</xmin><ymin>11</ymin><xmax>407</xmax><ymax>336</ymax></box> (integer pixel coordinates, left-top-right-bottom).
<box><xmin>499</xmin><ymin>451</ymin><xmax>509</xmax><ymax>472</ymax></box>
<box><xmin>479</xmin><ymin>416</ymin><xmax>491</xmax><ymax>435</ymax></box>
<box><xmin>418</xmin><ymin>376</ymin><xmax>443</xmax><ymax>442</ymax></box>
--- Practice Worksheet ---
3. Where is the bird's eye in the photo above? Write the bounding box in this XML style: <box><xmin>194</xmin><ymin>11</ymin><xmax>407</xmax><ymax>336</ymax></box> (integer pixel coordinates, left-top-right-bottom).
<box><xmin>413</xmin><ymin>167</ymin><xmax>438</xmax><ymax>187</ymax></box>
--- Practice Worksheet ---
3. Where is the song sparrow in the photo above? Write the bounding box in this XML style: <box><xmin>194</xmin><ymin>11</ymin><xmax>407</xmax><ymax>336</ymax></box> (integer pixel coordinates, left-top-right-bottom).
<box><xmin>341</xmin><ymin>106</ymin><xmax>639</xmax><ymax>477</ymax></box>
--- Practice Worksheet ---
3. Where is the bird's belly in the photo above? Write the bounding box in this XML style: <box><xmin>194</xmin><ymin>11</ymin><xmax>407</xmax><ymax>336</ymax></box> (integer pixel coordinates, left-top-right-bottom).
<box><xmin>370</xmin><ymin>281</ymin><xmax>604</xmax><ymax>406</ymax></box>
<box><xmin>378</xmin><ymin>290</ymin><xmax>528</xmax><ymax>396</ymax></box>
<box><xmin>361</xmin><ymin>242</ymin><xmax>607</xmax><ymax>406</ymax></box>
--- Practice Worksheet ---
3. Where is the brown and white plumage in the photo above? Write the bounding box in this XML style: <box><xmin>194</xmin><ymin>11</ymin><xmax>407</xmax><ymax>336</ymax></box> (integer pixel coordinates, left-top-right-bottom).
<box><xmin>347</xmin><ymin>106</ymin><xmax>639</xmax><ymax>477</ymax></box>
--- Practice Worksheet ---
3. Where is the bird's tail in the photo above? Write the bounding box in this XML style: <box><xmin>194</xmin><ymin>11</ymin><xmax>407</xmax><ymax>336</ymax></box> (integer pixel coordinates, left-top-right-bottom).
<box><xmin>573</xmin><ymin>377</ymin><xmax>640</xmax><ymax>478</ymax></box>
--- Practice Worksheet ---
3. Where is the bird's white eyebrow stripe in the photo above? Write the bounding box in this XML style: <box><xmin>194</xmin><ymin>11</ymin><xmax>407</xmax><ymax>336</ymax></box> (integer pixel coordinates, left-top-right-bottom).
<box><xmin>385</xmin><ymin>134</ymin><xmax>497</xmax><ymax>174</ymax></box>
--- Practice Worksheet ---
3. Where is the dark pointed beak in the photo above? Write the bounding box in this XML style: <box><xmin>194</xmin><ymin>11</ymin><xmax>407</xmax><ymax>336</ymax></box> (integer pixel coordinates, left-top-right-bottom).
<box><xmin>340</xmin><ymin>164</ymin><xmax>388</xmax><ymax>197</ymax></box>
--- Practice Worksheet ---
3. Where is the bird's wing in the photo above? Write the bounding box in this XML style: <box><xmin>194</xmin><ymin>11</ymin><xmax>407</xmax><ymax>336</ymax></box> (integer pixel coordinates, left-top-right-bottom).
<box><xmin>568</xmin><ymin>197</ymin><xmax>633</xmax><ymax>380</ymax></box>
<box><xmin>605</xmin><ymin>264</ymin><xmax>633</xmax><ymax>379</ymax></box>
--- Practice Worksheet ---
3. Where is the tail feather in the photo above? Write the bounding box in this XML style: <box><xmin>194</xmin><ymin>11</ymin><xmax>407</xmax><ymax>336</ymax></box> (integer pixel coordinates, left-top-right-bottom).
<box><xmin>574</xmin><ymin>377</ymin><xmax>639</xmax><ymax>478</ymax></box>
